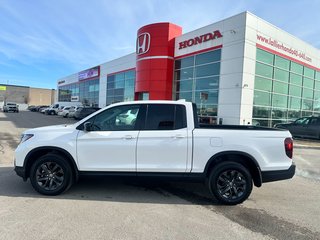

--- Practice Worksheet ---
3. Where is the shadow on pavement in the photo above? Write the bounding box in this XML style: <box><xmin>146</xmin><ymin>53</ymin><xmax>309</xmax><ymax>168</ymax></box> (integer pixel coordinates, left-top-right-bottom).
<box><xmin>0</xmin><ymin>132</ymin><xmax>19</xmax><ymax>149</ymax></box>
<box><xmin>0</xmin><ymin>166</ymin><xmax>219</xmax><ymax>205</ymax></box>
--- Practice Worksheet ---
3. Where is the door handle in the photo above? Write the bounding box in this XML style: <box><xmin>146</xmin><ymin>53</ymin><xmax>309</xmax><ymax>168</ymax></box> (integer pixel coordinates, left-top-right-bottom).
<box><xmin>123</xmin><ymin>135</ymin><xmax>134</xmax><ymax>140</ymax></box>
<box><xmin>172</xmin><ymin>134</ymin><xmax>186</xmax><ymax>139</ymax></box>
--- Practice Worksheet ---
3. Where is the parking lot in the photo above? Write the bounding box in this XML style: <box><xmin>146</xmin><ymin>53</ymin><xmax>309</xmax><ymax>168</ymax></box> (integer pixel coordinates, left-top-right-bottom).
<box><xmin>0</xmin><ymin>111</ymin><xmax>320</xmax><ymax>240</ymax></box>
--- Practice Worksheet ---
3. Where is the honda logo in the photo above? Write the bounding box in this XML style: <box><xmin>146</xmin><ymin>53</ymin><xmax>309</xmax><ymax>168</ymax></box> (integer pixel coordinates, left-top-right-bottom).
<box><xmin>136</xmin><ymin>32</ymin><xmax>151</xmax><ymax>55</ymax></box>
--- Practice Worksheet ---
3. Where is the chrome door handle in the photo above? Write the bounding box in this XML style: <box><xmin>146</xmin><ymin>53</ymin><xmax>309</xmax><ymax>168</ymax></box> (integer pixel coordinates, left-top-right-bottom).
<box><xmin>123</xmin><ymin>135</ymin><xmax>134</xmax><ymax>140</ymax></box>
<box><xmin>172</xmin><ymin>135</ymin><xmax>185</xmax><ymax>139</ymax></box>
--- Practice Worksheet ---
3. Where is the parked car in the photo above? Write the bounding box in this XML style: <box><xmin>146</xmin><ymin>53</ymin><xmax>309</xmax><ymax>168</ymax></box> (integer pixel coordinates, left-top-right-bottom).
<box><xmin>3</xmin><ymin>102</ymin><xmax>19</xmax><ymax>113</ymax></box>
<box><xmin>74</xmin><ymin>107</ymin><xmax>100</xmax><ymax>120</ymax></box>
<box><xmin>274</xmin><ymin>116</ymin><xmax>320</xmax><ymax>139</ymax></box>
<box><xmin>14</xmin><ymin>100</ymin><xmax>295</xmax><ymax>205</ymax></box>
<box><xmin>67</xmin><ymin>106</ymin><xmax>81</xmax><ymax>118</ymax></box>
<box><xmin>40</xmin><ymin>107</ymin><xmax>49</xmax><ymax>114</ymax></box>
<box><xmin>36</xmin><ymin>105</ymin><xmax>49</xmax><ymax>112</ymax></box>
<box><xmin>27</xmin><ymin>105</ymin><xmax>36</xmax><ymax>111</ymax></box>
<box><xmin>59</xmin><ymin>106</ymin><xmax>72</xmax><ymax>117</ymax></box>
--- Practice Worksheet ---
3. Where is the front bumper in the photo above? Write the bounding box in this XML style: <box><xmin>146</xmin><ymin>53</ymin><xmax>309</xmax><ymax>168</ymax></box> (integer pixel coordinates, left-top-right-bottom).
<box><xmin>261</xmin><ymin>164</ymin><xmax>296</xmax><ymax>183</ymax></box>
<box><xmin>14</xmin><ymin>166</ymin><xmax>27</xmax><ymax>181</ymax></box>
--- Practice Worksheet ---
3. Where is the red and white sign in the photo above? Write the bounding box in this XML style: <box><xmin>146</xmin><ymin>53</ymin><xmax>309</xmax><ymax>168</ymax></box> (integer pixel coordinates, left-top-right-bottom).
<box><xmin>178</xmin><ymin>30</ymin><xmax>223</xmax><ymax>49</ymax></box>
<box><xmin>136</xmin><ymin>32</ymin><xmax>151</xmax><ymax>55</ymax></box>
<box><xmin>78</xmin><ymin>66</ymin><xmax>100</xmax><ymax>81</ymax></box>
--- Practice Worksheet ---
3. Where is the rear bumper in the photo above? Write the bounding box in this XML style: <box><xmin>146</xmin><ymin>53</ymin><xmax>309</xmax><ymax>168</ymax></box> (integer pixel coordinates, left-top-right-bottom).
<box><xmin>261</xmin><ymin>164</ymin><xmax>296</xmax><ymax>183</ymax></box>
<box><xmin>14</xmin><ymin>166</ymin><xmax>27</xmax><ymax>181</ymax></box>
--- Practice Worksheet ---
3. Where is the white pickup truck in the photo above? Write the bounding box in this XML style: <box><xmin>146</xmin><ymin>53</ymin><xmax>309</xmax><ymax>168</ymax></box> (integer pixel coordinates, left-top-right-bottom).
<box><xmin>14</xmin><ymin>100</ymin><xmax>295</xmax><ymax>205</ymax></box>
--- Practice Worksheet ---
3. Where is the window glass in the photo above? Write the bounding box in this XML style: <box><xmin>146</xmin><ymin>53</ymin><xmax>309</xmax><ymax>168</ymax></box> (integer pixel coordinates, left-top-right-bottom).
<box><xmin>316</xmin><ymin>71</ymin><xmax>320</xmax><ymax>81</ymax></box>
<box><xmin>125</xmin><ymin>70</ymin><xmax>135</xmax><ymax>79</ymax></box>
<box><xmin>174</xmin><ymin>56</ymin><xmax>194</xmax><ymax>69</ymax></box>
<box><xmin>273</xmin><ymin>94</ymin><xmax>288</xmax><ymax>108</ymax></box>
<box><xmin>175</xmin><ymin>67</ymin><xmax>194</xmax><ymax>80</ymax></box>
<box><xmin>303</xmin><ymin>77</ymin><xmax>314</xmax><ymax>89</ymax></box>
<box><xmin>194</xmin><ymin>90</ymin><xmax>219</xmax><ymax>105</ymax></box>
<box><xmin>290</xmin><ymin>73</ymin><xmax>302</xmax><ymax>85</ymax></box>
<box><xmin>256</xmin><ymin>49</ymin><xmax>274</xmax><ymax>65</ymax></box>
<box><xmin>176</xmin><ymin>92</ymin><xmax>192</xmax><ymax>102</ymax></box>
<box><xmin>254</xmin><ymin>76</ymin><xmax>272</xmax><ymax>91</ymax></box>
<box><xmin>195</xmin><ymin>50</ymin><xmax>221</xmax><ymax>65</ymax></box>
<box><xmin>176</xmin><ymin>80</ymin><xmax>193</xmax><ymax>92</ymax></box>
<box><xmin>315</xmin><ymin>81</ymin><xmax>320</xmax><ymax>91</ymax></box>
<box><xmin>302</xmin><ymin>88</ymin><xmax>313</xmax><ymax>99</ymax></box>
<box><xmin>275</xmin><ymin>56</ymin><xmax>290</xmax><ymax>70</ymax></box>
<box><xmin>272</xmin><ymin>108</ymin><xmax>287</xmax><ymax>119</ymax></box>
<box><xmin>302</xmin><ymin>99</ymin><xmax>313</xmax><ymax>110</ymax></box>
<box><xmin>273</xmin><ymin>81</ymin><xmax>288</xmax><ymax>94</ymax></box>
<box><xmin>195</xmin><ymin>76</ymin><xmax>219</xmax><ymax>90</ymax></box>
<box><xmin>290</xmin><ymin>62</ymin><xmax>303</xmax><ymax>74</ymax></box>
<box><xmin>145</xmin><ymin>104</ymin><xmax>185</xmax><ymax>130</ymax></box>
<box><xmin>253</xmin><ymin>90</ymin><xmax>271</xmax><ymax>106</ymax></box>
<box><xmin>304</xmin><ymin>67</ymin><xmax>315</xmax><ymax>78</ymax></box>
<box><xmin>289</xmin><ymin>85</ymin><xmax>302</xmax><ymax>97</ymax></box>
<box><xmin>288</xmin><ymin>97</ymin><xmax>301</xmax><ymax>109</ymax></box>
<box><xmin>256</xmin><ymin>62</ymin><xmax>273</xmax><ymax>78</ymax></box>
<box><xmin>274</xmin><ymin>68</ymin><xmax>289</xmax><ymax>82</ymax></box>
<box><xmin>91</xmin><ymin>105</ymin><xmax>140</xmax><ymax>131</ymax></box>
<box><xmin>195</xmin><ymin>62</ymin><xmax>220</xmax><ymax>77</ymax></box>
<box><xmin>252</xmin><ymin>106</ymin><xmax>271</xmax><ymax>118</ymax></box>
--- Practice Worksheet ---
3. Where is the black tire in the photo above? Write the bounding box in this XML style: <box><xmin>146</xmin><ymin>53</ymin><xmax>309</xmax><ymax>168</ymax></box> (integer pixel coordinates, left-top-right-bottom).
<box><xmin>208</xmin><ymin>161</ymin><xmax>252</xmax><ymax>205</ymax></box>
<box><xmin>30</xmin><ymin>153</ymin><xmax>74</xmax><ymax>195</ymax></box>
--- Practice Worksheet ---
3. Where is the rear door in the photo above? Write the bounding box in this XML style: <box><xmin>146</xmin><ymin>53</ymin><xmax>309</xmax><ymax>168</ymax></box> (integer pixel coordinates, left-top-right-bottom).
<box><xmin>136</xmin><ymin>104</ymin><xmax>189</xmax><ymax>172</ymax></box>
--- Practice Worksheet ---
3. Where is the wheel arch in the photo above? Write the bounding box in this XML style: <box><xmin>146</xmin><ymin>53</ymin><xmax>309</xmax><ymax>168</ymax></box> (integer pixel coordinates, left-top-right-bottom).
<box><xmin>24</xmin><ymin>146</ymin><xmax>79</xmax><ymax>181</ymax></box>
<box><xmin>204</xmin><ymin>151</ymin><xmax>262</xmax><ymax>187</ymax></box>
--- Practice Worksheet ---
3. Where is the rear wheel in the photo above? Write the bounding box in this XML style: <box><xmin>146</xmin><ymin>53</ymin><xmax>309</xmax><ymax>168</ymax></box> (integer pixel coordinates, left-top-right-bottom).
<box><xmin>208</xmin><ymin>161</ymin><xmax>252</xmax><ymax>205</ymax></box>
<box><xmin>30</xmin><ymin>153</ymin><xmax>73</xmax><ymax>195</ymax></box>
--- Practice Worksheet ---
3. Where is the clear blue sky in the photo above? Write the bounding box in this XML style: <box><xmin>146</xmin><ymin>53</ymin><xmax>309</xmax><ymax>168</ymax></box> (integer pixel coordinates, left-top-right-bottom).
<box><xmin>0</xmin><ymin>0</ymin><xmax>319</xmax><ymax>89</ymax></box>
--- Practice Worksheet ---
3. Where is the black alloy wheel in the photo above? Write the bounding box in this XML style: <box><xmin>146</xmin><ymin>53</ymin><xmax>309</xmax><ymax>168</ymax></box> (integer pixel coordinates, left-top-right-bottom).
<box><xmin>209</xmin><ymin>161</ymin><xmax>252</xmax><ymax>205</ymax></box>
<box><xmin>30</xmin><ymin>154</ymin><xmax>73</xmax><ymax>195</ymax></box>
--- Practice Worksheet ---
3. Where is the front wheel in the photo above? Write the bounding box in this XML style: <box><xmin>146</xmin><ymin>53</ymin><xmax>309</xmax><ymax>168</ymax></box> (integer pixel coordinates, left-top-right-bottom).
<box><xmin>30</xmin><ymin>154</ymin><xmax>73</xmax><ymax>195</ymax></box>
<box><xmin>208</xmin><ymin>161</ymin><xmax>252</xmax><ymax>205</ymax></box>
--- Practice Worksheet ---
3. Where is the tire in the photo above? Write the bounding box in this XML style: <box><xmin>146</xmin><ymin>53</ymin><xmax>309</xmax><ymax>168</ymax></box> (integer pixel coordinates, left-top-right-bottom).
<box><xmin>208</xmin><ymin>161</ymin><xmax>252</xmax><ymax>205</ymax></box>
<box><xmin>30</xmin><ymin>153</ymin><xmax>74</xmax><ymax>195</ymax></box>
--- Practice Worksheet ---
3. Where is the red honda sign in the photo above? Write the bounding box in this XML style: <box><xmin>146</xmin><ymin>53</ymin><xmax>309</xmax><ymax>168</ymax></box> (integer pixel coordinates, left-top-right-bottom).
<box><xmin>178</xmin><ymin>30</ymin><xmax>223</xmax><ymax>49</ymax></box>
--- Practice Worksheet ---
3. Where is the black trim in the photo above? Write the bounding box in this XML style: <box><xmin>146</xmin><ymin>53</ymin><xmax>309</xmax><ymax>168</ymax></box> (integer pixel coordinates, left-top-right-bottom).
<box><xmin>14</xmin><ymin>166</ymin><xmax>27</xmax><ymax>181</ymax></box>
<box><xmin>198</xmin><ymin>124</ymin><xmax>286</xmax><ymax>131</ymax></box>
<box><xmin>261</xmin><ymin>164</ymin><xmax>295</xmax><ymax>183</ymax></box>
<box><xmin>23</xmin><ymin>146</ymin><xmax>79</xmax><ymax>181</ymax></box>
<box><xmin>79</xmin><ymin>171</ymin><xmax>205</xmax><ymax>182</ymax></box>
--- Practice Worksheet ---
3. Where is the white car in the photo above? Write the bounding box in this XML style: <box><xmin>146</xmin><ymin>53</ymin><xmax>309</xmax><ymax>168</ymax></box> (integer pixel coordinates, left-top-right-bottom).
<box><xmin>14</xmin><ymin>100</ymin><xmax>295</xmax><ymax>205</ymax></box>
<box><xmin>59</xmin><ymin>106</ymin><xmax>72</xmax><ymax>117</ymax></box>
<box><xmin>67</xmin><ymin>106</ymin><xmax>81</xmax><ymax>118</ymax></box>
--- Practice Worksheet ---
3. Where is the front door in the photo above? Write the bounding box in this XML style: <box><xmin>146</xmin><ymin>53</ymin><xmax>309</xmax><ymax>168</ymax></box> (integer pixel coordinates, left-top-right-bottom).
<box><xmin>76</xmin><ymin>104</ymin><xmax>142</xmax><ymax>171</ymax></box>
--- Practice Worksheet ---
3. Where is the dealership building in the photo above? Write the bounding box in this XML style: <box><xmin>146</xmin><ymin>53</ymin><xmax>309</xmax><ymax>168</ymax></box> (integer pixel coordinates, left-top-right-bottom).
<box><xmin>57</xmin><ymin>11</ymin><xmax>320</xmax><ymax>126</ymax></box>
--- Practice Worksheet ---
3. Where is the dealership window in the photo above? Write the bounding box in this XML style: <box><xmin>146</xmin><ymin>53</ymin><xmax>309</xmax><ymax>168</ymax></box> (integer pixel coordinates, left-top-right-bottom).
<box><xmin>174</xmin><ymin>49</ymin><xmax>221</xmax><ymax>124</ymax></box>
<box><xmin>106</xmin><ymin>70</ymin><xmax>135</xmax><ymax>105</ymax></box>
<box><xmin>253</xmin><ymin>48</ymin><xmax>320</xmax><ymax>127</ymax></box>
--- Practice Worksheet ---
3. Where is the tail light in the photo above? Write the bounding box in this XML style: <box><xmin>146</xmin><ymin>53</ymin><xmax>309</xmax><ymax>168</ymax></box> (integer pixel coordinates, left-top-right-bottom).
<box><xmin>284</xmin><ymin>138</ymin><xmax>293</xmax><ymax>159</ymax></box>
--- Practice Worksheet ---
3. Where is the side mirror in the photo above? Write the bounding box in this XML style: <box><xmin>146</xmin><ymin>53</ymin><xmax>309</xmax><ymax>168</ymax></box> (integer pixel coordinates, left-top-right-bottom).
<box><xmin>83</xmin><ymin>122</ymin><xmax>92</xmax><ymax>132</ymax></box>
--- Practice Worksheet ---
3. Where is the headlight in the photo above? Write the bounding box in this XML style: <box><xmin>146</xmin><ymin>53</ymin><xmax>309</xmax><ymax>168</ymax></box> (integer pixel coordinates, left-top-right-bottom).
<box><xmin>20</xmin><ymin>134</ymin><xmax>34</xmax><ymax>144</ymax></box>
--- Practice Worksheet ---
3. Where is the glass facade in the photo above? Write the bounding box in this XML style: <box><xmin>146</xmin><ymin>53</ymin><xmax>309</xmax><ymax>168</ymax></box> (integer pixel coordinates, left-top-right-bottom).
<box><xmin>253</xmin><ymin>48</ymin><xmax>320</xmax><ymax>127</ymax></box>
<box><xmin>58</xmin><ymin>79</ymin><xmax>99</xmax><ymax>107</ymax></box>
<box><xmin>106</xmin><ymin>70</ymin><xmax>135</xmax><ymax>105</ymax></box>
<box><xmin>174</xmin><ymin>49</ymin><xmax>221</xmax><ymax>124</ymax></box>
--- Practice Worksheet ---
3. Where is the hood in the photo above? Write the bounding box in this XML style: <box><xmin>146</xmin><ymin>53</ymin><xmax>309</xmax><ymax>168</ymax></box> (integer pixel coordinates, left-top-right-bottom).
<box><xmin>24</xmin><ymin>124</ymin><xmax>76</xmax><ymax>134</ymax></box>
